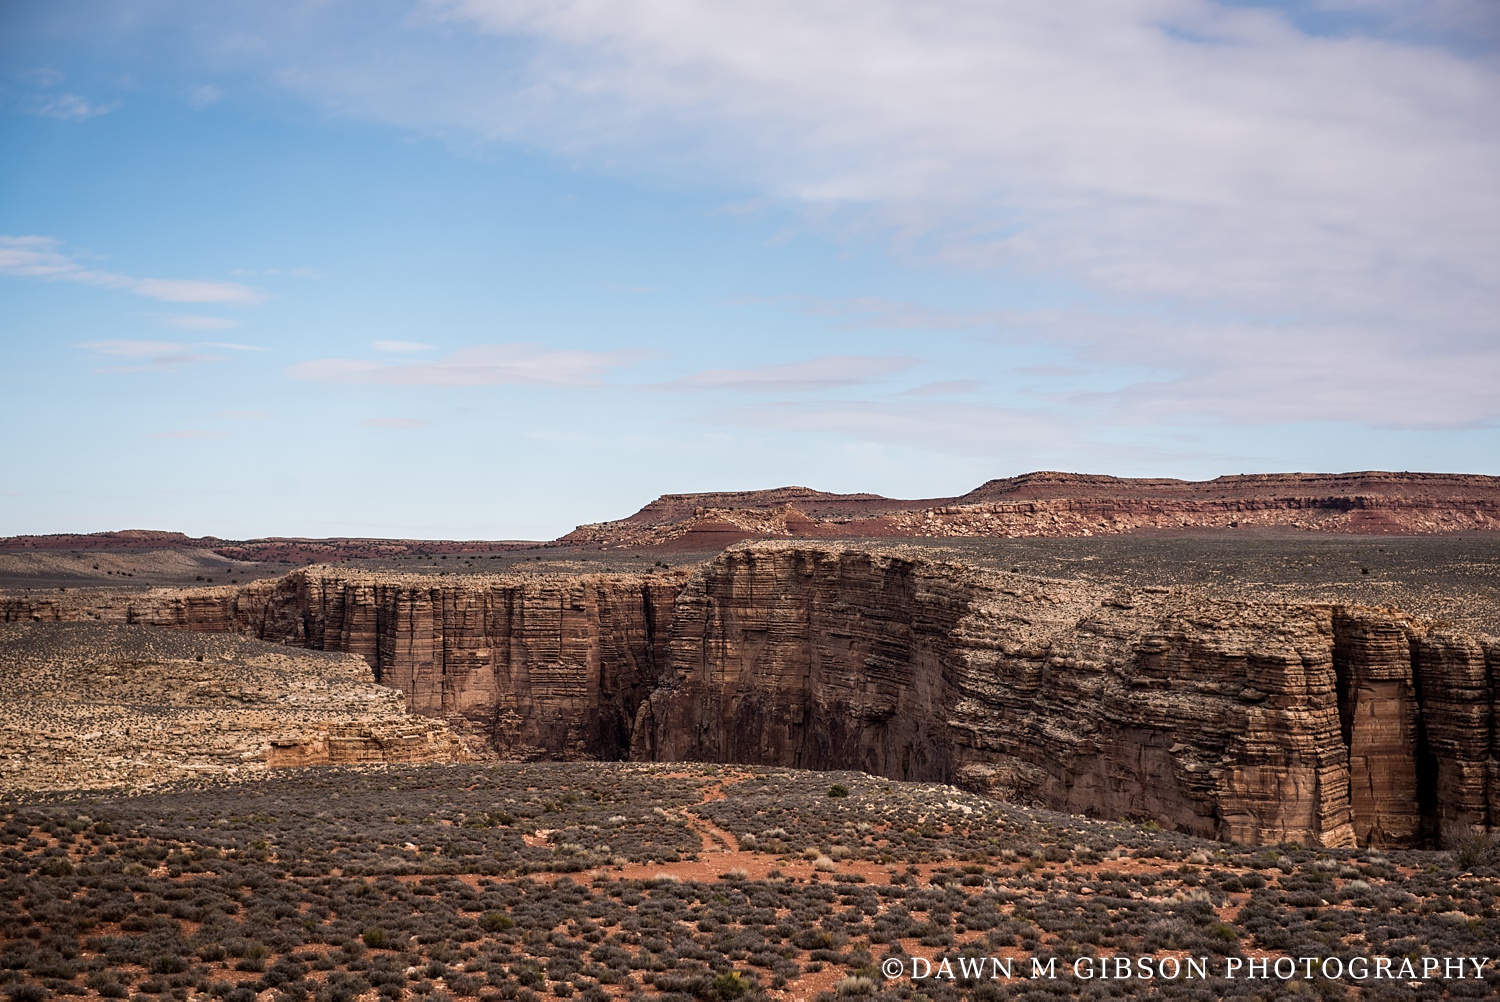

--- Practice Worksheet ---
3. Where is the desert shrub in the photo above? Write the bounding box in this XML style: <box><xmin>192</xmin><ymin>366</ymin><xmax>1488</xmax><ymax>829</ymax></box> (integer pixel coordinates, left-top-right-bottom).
<box><xmin>1453</xmin><ymin>830</ymin><xmax>1500</xmax><ymax>871</ymax></box>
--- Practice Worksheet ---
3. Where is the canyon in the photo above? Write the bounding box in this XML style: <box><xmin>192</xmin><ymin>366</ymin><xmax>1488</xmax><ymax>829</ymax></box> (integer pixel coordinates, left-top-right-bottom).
<box><xmin>5</xmin><ymin>541</ymin><xmax>1495</xmax><ymax>850</ymax></box>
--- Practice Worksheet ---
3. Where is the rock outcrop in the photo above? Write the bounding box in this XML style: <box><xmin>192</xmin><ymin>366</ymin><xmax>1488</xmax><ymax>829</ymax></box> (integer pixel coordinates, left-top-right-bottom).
<box><xmin>630</xmin><ymin>545</ymin><xmax>1496</xmax><ymax>849</ymax></box>
<box><xmin>0</xmin><ymin>623</ymin><xmax>467</xmax><ymax>793</ymax></box>
<box><xmin>3</xmin><ymin>570</ymin><xmax>684</xmax><ymax>761</ymax></box>
<box><xmin>4</xmin><ymin>547</ymin><xmax>1495</xmax><ymax>848</ymax></box>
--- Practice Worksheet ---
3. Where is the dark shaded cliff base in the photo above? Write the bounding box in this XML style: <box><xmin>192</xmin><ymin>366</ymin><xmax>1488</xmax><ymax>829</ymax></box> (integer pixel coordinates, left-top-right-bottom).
<box><xmin>2</xmin><ymin>763</ymin><xmax>1496</xmax><ymax>1002</ymax></box>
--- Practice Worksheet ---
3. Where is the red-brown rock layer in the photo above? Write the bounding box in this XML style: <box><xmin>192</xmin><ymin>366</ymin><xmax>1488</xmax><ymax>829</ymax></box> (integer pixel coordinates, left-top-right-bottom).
<box><xmin>562</xmin><ymin>471</ymin><xmax>1500</xmax><ymax>548</ymax></box>
<box><xmin>629</xmin><ymin>545</ymin><xmax>1495</xmax><ymax>848</ymax></box>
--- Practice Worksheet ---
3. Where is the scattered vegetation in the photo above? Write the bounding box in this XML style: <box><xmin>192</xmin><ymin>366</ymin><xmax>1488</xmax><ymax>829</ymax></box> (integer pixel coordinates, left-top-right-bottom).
<box><xmin>0</xmin><ymin>762</ymin><xmax>1496</xmax><ymax>1001</ymax></box>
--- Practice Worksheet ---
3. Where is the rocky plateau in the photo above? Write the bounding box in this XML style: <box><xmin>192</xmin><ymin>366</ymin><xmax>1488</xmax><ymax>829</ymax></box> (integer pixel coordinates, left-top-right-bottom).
<box><xmin>4</xmin><ymin>540</ymin><xmax>1495</xmax><ymax>852</ymax></box>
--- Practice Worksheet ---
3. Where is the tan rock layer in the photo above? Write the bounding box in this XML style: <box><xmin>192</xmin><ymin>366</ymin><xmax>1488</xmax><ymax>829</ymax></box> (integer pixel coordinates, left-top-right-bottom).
<box><xmin>5</xmin><ymin>547</ymin><xmax>1496</xmax><ymax>848</ymax></box>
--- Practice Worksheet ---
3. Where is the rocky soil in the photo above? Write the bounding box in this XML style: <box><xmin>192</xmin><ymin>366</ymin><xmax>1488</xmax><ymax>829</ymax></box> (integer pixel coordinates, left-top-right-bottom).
<box><xmin>0</xmin><ymin>763</ymin><xmax>1496</xmax><ymax>1001</ymax></box>
<box><xmin>0</xmin><ymin>624</ymin><xmax>468</xmax><ymax>794</ymax></box>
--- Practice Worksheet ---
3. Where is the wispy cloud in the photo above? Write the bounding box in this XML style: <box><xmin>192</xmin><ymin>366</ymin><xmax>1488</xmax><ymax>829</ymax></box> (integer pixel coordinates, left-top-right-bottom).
<box><xmin>185</xmin><ymin>83</ymin><xmax>223</xmax><ymax>108</ymax></box>
<box><xmin>226</xmin><ymin>0</ymin><xmax>1496</xmax><ymax>432</ymax></box>
<box><xmin>0</xmin><ymin>235</ymin><xmax>266</xmax><ymax>304</ymax></box>
<box><xmin>899</xmin><ymin>380</ymin><xmax>984</xmax><ymax>397</ymax></box>
<box><xmin>362</xmin><ymin>417</ymin><xmax>428</xmax><ymax>429</ymax></box>
<box><xmin>669</xmin><ymin>355</ymin><xmax>918</xmax><ymax>392</ymax></box>
<box><xmin>372</xmin><ymin>339</ymin><xmax>437</xmax><ymax>353</ymax></box>
<box><xmin>152</xmin><ymin>430</ymin><xmax>228</xmax><ymax>440</ymax></box>
<box><xmin>26</xmin><ymin>92</ymin><xmax>118</xmax><ymax>120</ymax></box>
<box><xmin>288</xmin><ymin>343</ymin><xmax>639</xmax><ymax>387</ymax></box>
<box><xmin>77</xmin><ymin>339</ymin><xmax>262</xmax><ymax>372</ymax></box>
<box><xmin>162</xmin><ymin>314</ymin><xmax>240</xmax><ymax>331</ymax></box>
<box><xmin>714</xmin><ymin>397</ymin><xmax>1079</xmax><ymax>461</ymax></box>
<box><xmin>221</xmin><ymin>409</ymin><xmax>269</xmax><ymax>420</ymax></box>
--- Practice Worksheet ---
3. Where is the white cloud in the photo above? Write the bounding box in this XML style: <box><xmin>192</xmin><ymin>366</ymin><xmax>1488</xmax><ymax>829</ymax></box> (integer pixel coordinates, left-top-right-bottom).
<box><xmin>163</xmin><ymin>314</ymin><xmax>240</xmax><ymax>331</ymax></box>
<box><xmin>372</xmin><ymin>339</ymin><xmax>438</xmax><ymax>353</ymax></box>
<box><xmin>27</xmin><ymin>92</ymin><xmax>118</xmax><ymax>120</ymax></box>
<box><xmin>0</xmin><ymin>235</ymin><xmax>266</xmax><ymax>305</ymax></box>
<box><xmin>186</xmin><ymin>83</ymin><xmax>223</xmax><ymax>108</ymax></box>
<box><xmin>76</xmin><ymin>339</ymin><xmax>259</xmax><ymax>371</ymax></box>
<box><xmin>132</xmin><ymin>278</ymin><xmax>264</xmax><ymax>304</ymax></box>
<box><xmin>714</xmin><ymin>398</ymin><xmax>1085</xmax><ymax>463</ymax></box>
<box><xmin>669</xmin><ymin>355</ymin><xmax>918</xmax><ymax>392</ymax></box>
<box><xmin>246</xmin><ymin>0</ymin><xmax>1496</xmax><ymax>429</ymax></box>
<box><xmin>221</xmin><ymin>409</ymin><xmax>270</xmax><ymax>420</ymax></box>
<box><xmin>80</xmin><ymin>340</ymin><xmax>192</xmax><ymax>358</ymax></box>
<box><xmin>900</xmin><ymin>380</ymin><xmax>984</xmax><ymax>397</ymax></box>
<box><xmin>287</xmin><ymin>343</ymin><xmax>639</xmax><ymax>387</ymax></box>
<box><xmin>362</xmin><ymin>417</ymin><xmax>428</xmax><ymax>429</ymax></box>
<box><xmin>152</xmin><ymin>430</ymin><xmax>228</xmax><ymax>439</ymax></box>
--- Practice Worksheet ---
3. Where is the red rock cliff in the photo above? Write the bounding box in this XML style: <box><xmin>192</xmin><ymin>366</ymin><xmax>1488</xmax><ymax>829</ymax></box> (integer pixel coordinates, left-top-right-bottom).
<box><xmin>632</xmin><ymin>544</ymin><xmax>1497</xmax><ymax>848</ymax></box>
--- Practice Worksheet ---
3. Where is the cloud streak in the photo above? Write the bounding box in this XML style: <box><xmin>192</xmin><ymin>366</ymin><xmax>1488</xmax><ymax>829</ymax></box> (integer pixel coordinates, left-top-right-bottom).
<box><xmin>668</xmin><ymin>355</ymin><xmax>918</xmax><ymax>392</ymax></box>
<box><xmin>77</xmin><ymin>339</ymin><xmax>263</xmax><ymax>372</ymax></box>
<box><xmin>0</xmin><ymin>235</ymin><xmax>266</xmax><ymax>305</ymax></box>
<box><xmin>288</xmin><ymin>343</ymin><xmax>640</xmax><ymax>387</ymax></box>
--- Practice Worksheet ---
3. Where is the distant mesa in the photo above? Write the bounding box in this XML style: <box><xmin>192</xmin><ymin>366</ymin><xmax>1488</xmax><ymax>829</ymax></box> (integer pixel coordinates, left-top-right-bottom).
<box><xmin>5</xmin><ymin>470</ymin><xmax>1498</xmax><ymax>559</ymax></box>
<box><xmin>560</xmin><ymin>470</ymin><xmax>1500</xmax><ymax>549</ymax></box>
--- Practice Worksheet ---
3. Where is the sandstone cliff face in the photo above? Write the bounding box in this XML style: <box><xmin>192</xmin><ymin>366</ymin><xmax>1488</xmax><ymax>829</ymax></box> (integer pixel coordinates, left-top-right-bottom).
<box><xmin>252</xmin><ymin>571</ymin><xmax>684</xmax><ymax>760</ymax></box>
<box><xmin>632</xmin><ymin>545</ymin><xmax>1497</xmax><ymax>849</ymax></box>
<box><xmin>3</xmin><ymin>570</ymin><xmax>683</xmax><ymax>761</ymax></box>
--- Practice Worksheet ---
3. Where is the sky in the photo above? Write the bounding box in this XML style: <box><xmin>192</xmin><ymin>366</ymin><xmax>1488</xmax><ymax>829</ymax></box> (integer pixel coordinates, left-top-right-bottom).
<box><xmin>1</xmin><ymin>0</ymin><xmax>1497</xmax><ymax>540</ymax></box>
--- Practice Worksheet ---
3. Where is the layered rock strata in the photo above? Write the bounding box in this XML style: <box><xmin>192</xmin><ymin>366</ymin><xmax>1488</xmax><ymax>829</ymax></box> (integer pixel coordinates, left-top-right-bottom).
<box><xmin>3</xmin><ymin>571</ymin><xmax>683</xmax><ymax>761</ymax></box>
<box><xmin>0</xmin><ymin>623</ymin><xmax>466</xmax><ymax>793</ymax></box>
<box><xmin>630</xmin><ymin>545</ymin><xmax>1496</xmax><ymax>848</ymax></box>
<box><xmin>4</xmin><ymin>548</ymin><xmax>1495</xmax><ymax>848</ymax></box>
<box><xmin>562</xmin><ymin>471</ymin><xmax>1500</xmax><ymax>547</ymax></box>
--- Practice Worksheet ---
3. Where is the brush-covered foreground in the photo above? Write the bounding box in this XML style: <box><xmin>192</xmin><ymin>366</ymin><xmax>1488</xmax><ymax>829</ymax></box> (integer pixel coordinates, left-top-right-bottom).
<box><xmin>2</xmin><ymin>764</ymin><xmax>1497</xmax><ymax>1002</ymax></box>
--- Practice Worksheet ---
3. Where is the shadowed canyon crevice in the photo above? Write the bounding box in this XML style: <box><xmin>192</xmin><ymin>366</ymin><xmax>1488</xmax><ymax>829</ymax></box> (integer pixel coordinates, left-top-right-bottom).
<box><xmin>6</xmin><ymin>543</ymin><xmax>1495</xmax><ymax>849</ymax></box>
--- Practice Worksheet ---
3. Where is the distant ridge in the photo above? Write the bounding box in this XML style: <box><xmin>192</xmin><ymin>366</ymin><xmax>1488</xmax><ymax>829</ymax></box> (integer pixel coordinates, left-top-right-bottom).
<box><xmin>560</xmin><ymin>470</ymin><xmax>1500</xmax><ymax>548</ymax></box>
<box><xmin>4</xmin><ymin>471</ymin><xmax>1498</xmax><ymax>557</ymax></box>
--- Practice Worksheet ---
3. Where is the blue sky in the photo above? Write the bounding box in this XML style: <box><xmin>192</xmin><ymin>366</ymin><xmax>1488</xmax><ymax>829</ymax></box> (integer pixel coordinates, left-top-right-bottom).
<box><xmin>2</xmin><ymin>1</ymin><xmax>1497</xmax><ymax>540</ymax></box>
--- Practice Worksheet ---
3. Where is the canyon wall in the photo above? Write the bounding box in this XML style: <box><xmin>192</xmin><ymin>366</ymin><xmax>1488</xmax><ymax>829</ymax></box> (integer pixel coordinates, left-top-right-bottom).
<box><xmin>630</xmin><ymin>545</ymin><xmax>1496</xmax><ymax>849</ymax></box>
<box><xmin>3</xmin><ymin>571</ymin><xmax>682</xmax><ymax>761</ymax></box>
<box><xmin>5</xmin><ymin>547</ymin><xmax>1496</xmax><ymax>848</ymax></box>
